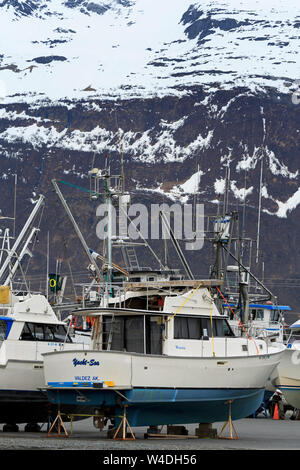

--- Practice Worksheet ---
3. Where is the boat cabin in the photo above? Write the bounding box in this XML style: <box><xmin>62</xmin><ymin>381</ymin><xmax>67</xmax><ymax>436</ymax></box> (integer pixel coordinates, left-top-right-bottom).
<box><xmin>71</xmin><ymin>280</ymin><xmax>242</xmax><ymax>358</ymax></box>
<box><xmin>0</xmin><ymin>289</ymin><xmax>72</xmax><ymax>344</ymax></box>
<box><xmin>223</xmin><ymin>302</ymin><xmax>290</xmax><ymax>340</ymax></box>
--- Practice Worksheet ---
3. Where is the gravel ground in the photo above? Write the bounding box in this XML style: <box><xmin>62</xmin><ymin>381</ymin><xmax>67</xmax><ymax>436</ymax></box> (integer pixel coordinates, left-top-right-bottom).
<box><xmin>0</xmin><ymin>416</ymin><xmax>300</xmax><ymax>452</ymax></box>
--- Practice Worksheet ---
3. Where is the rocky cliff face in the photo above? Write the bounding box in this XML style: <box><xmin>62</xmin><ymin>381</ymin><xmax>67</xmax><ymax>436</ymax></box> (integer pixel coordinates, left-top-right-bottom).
<box><xmin>0</xmin><ymin>1</ymin><xmax>300</xmax><ymax>312</ymax></box>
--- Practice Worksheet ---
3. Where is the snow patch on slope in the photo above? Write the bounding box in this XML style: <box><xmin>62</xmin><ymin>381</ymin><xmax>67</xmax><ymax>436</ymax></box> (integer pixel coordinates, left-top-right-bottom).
<box><xmin>136</xmin><ymin>168</ymin><xmax>204</xmax><ymax>204</ymax></box>
<box><xmin>0</xmin><ymin>0</ymin><xmax>299</xmax><ymax>102</ymax></box>
<box><xmin>0</xmin><ymin>121</ymin><xmax>213</xmax><ymax>163</ymax></box>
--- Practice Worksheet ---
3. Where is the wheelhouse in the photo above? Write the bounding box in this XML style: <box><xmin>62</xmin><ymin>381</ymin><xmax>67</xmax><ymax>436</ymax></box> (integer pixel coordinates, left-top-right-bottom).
<box><xmin>224</xmin><ymin>303</ymin><xmax>291</xmax><ymax>323</ymax></box>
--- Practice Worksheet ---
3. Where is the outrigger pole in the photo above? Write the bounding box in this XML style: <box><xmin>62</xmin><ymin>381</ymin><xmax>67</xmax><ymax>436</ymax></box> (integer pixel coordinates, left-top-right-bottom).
<box><xmin>221</xmin><ymin>244</ymin><xmax>275</xmax><ymax>302</ymax></box>
<box><xmin>51</xmin><ymin>179</ymin><xmax>103</xmax><ymax>282</ymax></box>
<box><xmin>0</xmin><ymin>194</ymin><xmax>45</xmax><ymax>283</ymax></box>
<box><xmin>159</xmin><ymin>210</ymin><xmax>194</xmax><ymax>280</ymax></box>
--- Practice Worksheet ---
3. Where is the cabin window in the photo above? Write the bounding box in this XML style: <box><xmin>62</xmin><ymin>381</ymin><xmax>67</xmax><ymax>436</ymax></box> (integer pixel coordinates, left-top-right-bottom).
<box><xmin>146</xmin><ymin>316</ymin><xmax>163</xmax><ymax>355</ymax></box>
<box><xmin>102</xmin><ymin>316</ymin><xmax>144</xmax><ymax>353</ymax></box>
<box><xmin>223</xmin><ymin>320</ymin><xmax>234</xmax><ymax>337</ymax></box>
<box><xmin>174</xmin><ymin>317</ymin><xmax>201</xmax><ymax>339</ymax></box>
<box><xmin>224</xmin><ymin>306</ymin><xmax>237</xmax><ymax>321</ymax></box>
<box><xmin>102</xmin><ymin>315</ymin><xmax>164</xmax><ymax>354</ymax></box>
<box><xmin>174</xmin><ymin>317</ymin><xmax>234</xmax><ymax>339</ymax></box>
<box><xmin>125</xmin><ymin>296</ymin><xmax>148</xmax><ymax>310</ymax></box>
<box><xmin>125</xmin><ymin>317</ymin><xmax>144</xmax><ymax>353</ymax></box>
<box><xmin>251</xmin><ymin>309</ymin><xmax>264</xmax><ymax>321</ymax></box>
<box><xmin>20</xmin><ymin>323</ymin><xmax>34</xmax><ymax>341</ymax></box>
<box><xmin>104</xmin><ymin>316</ymin><xmax>124</xmax><ymax>351</ymax></box>
<box><xmin>35</xmin><ymin>324</ymin><xmax>44</xmax><ymax>340</ymax></box>
<box><xmin>0</xmin><ymin>320</ymin><xmax>7</xmax><ymax>340</ymax></box>
<box><xmin>270</xmin><ymin>310</ymin><xmax>280</xmax><ymax>322</ymax></box>
<box><xmin>20</xmin><ymin>323</ymin><xmax>72</xmax><ymax>342</ymax></box>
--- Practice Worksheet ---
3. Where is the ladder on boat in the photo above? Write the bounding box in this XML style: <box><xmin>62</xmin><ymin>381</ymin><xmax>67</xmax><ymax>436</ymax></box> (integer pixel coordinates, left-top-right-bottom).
<box><xmin>123</xmin><ymin>246</ymin><xmax>139</xmax><ymax>271</ymax></box>
<box><xmin>116</xmin><ymin>205</ymin><xmax>140</xmax><ymax>271</ymax></box>
<box><xmin>96</xmin><ymin>315</ymin><xmax>116</xmax><ymax>351</ymax></box>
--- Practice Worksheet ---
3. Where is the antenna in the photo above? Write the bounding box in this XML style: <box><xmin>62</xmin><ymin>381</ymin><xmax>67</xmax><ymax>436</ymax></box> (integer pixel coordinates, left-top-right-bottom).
<box><xmin>223</xmin><ymin>161</ymin><xmax>231</xmax><ymax>216</ymax></box>
<box><xmin>256</xmin><ymin>108</ymin><xmax>266</xmax><ymax>265</ymax></box>
<box><xmin>192</xmin><ymin>164</ymin><xmax>201</xmax><ymax>232</ymax></box>
<box><xmin>242</xmin><ymin>163</ymin><xmax>247</xmax><ymax>240</ymax></box>
<box><xmin>46</xmin><ymin>231</ymin><xmax>49</xmax><ymax>299</ymax></box>
<box><xmin>256</xmin><ymin>156</ymin><xmax>263</xmax><ymax>264</ymax></box>
<box><xmin>115</xmin><ymin>111</ymin><xmax>125</xmax><ymax>194</ymax></box>
<box><xmin>13</xmin><ymin>173</ymin><xmax>17</xmax><ymax>239</ymax></box>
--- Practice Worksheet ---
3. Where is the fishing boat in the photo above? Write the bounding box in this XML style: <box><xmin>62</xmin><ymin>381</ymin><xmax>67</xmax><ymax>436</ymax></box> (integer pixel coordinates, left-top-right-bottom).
<box><xmin>224</xmin><ymin>301</ymin><xmax>290</xmax><ymax>343</ymax></box>
<box><xmin>0</xmin><ymin>194</ymin><xmax>88</xmax><ymax>430</ymax></box>
<box><xmin>42</xmin><ymin>159</ymin><xmax>288</xmax><ymax>430</ymax></box>
<box><xmin>43</xmin><ymin>278</ymin><xmax>285</xmax><ymax>428</ymax></box>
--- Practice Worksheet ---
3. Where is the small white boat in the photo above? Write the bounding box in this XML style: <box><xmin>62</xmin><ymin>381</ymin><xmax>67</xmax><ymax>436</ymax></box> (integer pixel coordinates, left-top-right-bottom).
<box><xmin>0</xmin><ymin>195</ymin><xmax>88</xmax><ymax>429</ymax></box>
<box><xmin>43</xmin><ymin>280</ymin><xmax>285</xmax><ymax>428</ymax></box>
<box><xmin>274</xmin><ymin>319</ymin><xmax>300</xmax><ymax>408</ymax></box>
<box><xmin>0</xmin><ymin>289</ymin><xmax>87</xmax><ymax>426</ymax></box>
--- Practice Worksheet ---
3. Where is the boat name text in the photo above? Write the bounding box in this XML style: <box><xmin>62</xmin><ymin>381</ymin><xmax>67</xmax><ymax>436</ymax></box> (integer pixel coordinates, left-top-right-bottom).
<box><xmin>72</xmin><ymin>358</ymin><xmax>100</xmax><ymax>367</ymax></box>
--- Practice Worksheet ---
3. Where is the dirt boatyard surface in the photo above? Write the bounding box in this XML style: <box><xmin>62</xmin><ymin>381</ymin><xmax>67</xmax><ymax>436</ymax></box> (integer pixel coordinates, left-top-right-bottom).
<box><xmin>0</xmin><ymin>416</ymin><xmax>299</xmax><ymax>452</ymax></box>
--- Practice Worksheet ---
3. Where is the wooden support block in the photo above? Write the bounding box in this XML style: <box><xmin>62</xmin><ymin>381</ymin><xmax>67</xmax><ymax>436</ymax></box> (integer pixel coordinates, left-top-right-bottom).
<box><xmin>167</xmin><ymin>425</ymin><xmax>188</xmax><ymax>435</ymax></box>
<box><xmin>195</xmin><ymin>423</ymin><xmax>218</xmax><ymax>439</ymax></box>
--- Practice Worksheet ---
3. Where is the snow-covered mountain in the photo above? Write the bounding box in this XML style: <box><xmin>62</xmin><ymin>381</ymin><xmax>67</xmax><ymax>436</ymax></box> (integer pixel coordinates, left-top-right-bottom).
<box><xmin>0</xmin><ymin>0</ymin><xmax>299</xmax><ymax>102</ymax></box>
<box><xmin>0</xmin><ymin>0</ymin><xmax>300</xmax><ymax>310</ymax></box>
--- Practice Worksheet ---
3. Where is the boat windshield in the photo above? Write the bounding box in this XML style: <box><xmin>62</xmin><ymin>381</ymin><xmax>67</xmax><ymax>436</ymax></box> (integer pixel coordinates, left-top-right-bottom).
<box><xmin>270</xmin><ymin>310</ymin><xmax>280</xmax><ymax>322</ymax></box>
<box><xmin>19</xmin><ymin>322</ymin><xmax>72</xmax><ymax>343</ymax></box>
<box><xmin>250</xmin><ymin>308</ymin><xmax>264</xmax><ymax>321</ymax></box>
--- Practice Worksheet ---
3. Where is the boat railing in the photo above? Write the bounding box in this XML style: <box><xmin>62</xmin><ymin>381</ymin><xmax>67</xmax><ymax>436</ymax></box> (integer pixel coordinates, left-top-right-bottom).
<box><xmin>230</xmin><ymin>321</ymin><xmax>283</xmax><ymax>340</ymax></box>
<box><xmin>76</xmin><ymin>281</ymin><xmax>185</xmax><ymax>309</ymax></box>
<box><xmin>286</xmin><ymin>331</ymin><xmax>300</xmax><ymax>346</ymax></box>
<box><xmin>76</xmin><ymin>282</ymin><xmax>128</xmax><ymax>307</ymax></box>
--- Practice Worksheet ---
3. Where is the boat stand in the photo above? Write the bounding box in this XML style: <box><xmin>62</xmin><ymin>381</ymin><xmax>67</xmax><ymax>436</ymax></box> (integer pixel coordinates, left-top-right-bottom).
<box><xmin>113</xmin><ymin>405</ymin><xmax>135</xmax><ymax>440</ymax></box>
<box><xmin>47</xmin><ymin>408</ymin><xmax>69</xmax><ymax>438</ymax></box>
<box><xmin>218</xmin><ymin>400</ymin><xmax>239</xmax><ymax>440</ymax></box>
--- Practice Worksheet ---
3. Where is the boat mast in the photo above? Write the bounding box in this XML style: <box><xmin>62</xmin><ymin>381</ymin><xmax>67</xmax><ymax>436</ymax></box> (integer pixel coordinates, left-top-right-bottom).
<box><xmin>51</xmin><ymin>179</ymin><xmax>103</xmax><ymax>283</ymax></box>
<box><xmin>4</xmin><ymin>226</ymin><xmax>39</xmax><ymax>287</ymax></box>
<box><xmin>13</xmin><ymin>173</ymin><xmax>17</xmax><ymax>239</ymax></box>
<box><xmin>256</xmin><ymin>157</ymin><xmax>263</xmax><ymax>264</ymax></box>
<box><xmin>0</xmin><ymin>194</ymin><xmax>45</xmax><ymax>283</ymax></box>
<box><xmin>159</xmin><ymin>210</ymin><xmax>194</xmax><ymax>280</ymax></box>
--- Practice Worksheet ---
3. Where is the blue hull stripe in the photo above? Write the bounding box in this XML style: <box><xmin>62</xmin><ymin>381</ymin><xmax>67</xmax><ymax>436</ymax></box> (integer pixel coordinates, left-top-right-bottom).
<box><xmin>279</xmin><ymin>386</ymin><xmax>300</xmax><ymax>390</ymax></box>
<box><xmin>46</xmin><ymin>387</ymin><xmax>265</xmax><ymax>426</ymax></box>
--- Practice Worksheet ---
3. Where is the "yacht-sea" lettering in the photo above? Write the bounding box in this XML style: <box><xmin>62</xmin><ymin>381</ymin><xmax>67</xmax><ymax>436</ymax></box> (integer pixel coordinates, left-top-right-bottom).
<box><xmin>72</xmin><ymin>358</ymin><xmax>100</xmax><ymax>367</ymax></box>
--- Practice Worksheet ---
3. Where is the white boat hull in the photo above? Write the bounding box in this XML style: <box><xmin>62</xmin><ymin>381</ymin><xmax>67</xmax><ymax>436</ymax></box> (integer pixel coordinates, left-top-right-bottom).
<box><xmin>0</xmin><ymin>339</ymin><xmax>87</xmax><ymax>423</ymax></box>
<box><xmin>44</xmin><ymin>349</ymin><xmax>283</xmax><ymax>390</ymax></box>
<box><xmin>44</xmin><ymin>347</ymin><xmax>284</xmax><ymax>426</ymax></box>
<box><xmin>275</xmin><ymin>346</ymin><xmax>300</xmax><ymax>408</ymax></box>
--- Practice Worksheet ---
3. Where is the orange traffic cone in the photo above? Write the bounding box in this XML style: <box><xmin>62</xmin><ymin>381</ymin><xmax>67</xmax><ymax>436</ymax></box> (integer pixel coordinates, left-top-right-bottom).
<box><xmin>273</xmin><ymin>403</ymin><xmax>279</xmax><ymax>420</ymax></box>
